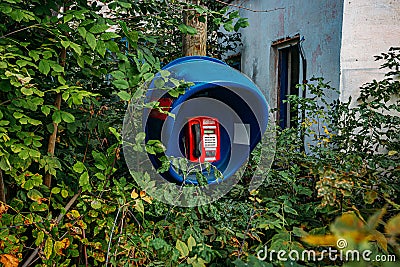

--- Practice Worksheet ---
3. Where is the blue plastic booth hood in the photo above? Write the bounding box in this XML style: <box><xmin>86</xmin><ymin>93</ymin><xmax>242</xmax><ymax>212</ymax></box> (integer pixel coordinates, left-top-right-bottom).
<box><xmin>145</xmin><ymin>56</ymin><xmax>269</xmax><ymax>185</ymax></box>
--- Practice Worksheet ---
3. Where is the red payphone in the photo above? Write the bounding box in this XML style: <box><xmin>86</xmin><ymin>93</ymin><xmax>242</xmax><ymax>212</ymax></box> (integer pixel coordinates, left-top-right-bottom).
<box><xmin>185</xmin><ymin>116</ymin><xmax>220</xmax><ymax>163</ymax></box>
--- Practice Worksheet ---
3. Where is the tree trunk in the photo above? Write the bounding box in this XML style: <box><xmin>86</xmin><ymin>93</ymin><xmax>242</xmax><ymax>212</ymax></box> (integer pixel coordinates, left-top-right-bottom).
<box><xmin>182</xmin><ymin>0</ymin><xmax>207</xmax><ymax>56</ymax></box>
<box><xmin>44</xmin><ymin>28</ymin><xmax>67</xmax><ymax>188</ymax></box>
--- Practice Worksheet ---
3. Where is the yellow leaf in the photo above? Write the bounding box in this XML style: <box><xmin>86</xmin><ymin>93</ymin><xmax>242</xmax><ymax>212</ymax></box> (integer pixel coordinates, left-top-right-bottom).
<box><xmin>385</xmin><ymin>214</ymin><xmax>400</xmax><ymax>236</ymax></box>
<box><xmin>44</xmin><ymin>237</ymin><xmax>53</xmax><ymax>259</ymax></box>
<box><xmin>323</xmin><ymin>126</ymin><xmax>329</xmax><ymax>135</ymax></box>
<box><xmin>131</xmin><ymin>189</ymin><xmax>139</xmax><ymax>199</ymax></box>
<box><xmin>249</xmin><ymin>189</ymin><xmax>258</xmax><ymax>196</ymax></box>
<box><xmin>187</xmin><ymin>235</ymin><xmax>196</xmax><ymax>251</ymax></box>
<box><xmin>388</xmin><ymin>150</ymin><xmax>398</xmax><ymax>156</ymax></box>
<box><xmin>70</xmin><ymin>210</ymin><xmax>80</xmax><ymax>218</ymax></box>
<box><xmin>54</xmin><ymin>238</ymin><xmax>70</xmax><ymax>255</ymax></box>
<box><xmin>142</xmin><ymin>195</ymin><xmax>153</xmax><ymax>204</ymax></box>
<box><xmin>0</xmin><ymin>203</ymin><xmax>8</xmax><ymax>219</ymax></box>
<box><xmin>302</xmin><ymin>234</ymin><xmax>336</xmax><ymax>246</ymax></box>
<box><xmin>176</xmin><ymin>239</ymin><xmax>189</xmax><ymax>258</ymax></box>
<box><xmin>368</xmin><ymin>230</ymin><xmax>388</xmax><ymax>253</ymax></box>
<box><xmin>0</xmin><ymin>254</ymin><xmax>19</xmax><ymax>267</ymax></box>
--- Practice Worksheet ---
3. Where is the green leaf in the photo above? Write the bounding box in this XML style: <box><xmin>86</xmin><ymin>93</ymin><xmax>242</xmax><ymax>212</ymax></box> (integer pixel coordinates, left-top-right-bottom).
<box><xmin>176</xmin><ymin>239</ymin><xmax>189</xmax><ymax>257</ymax></box>
<box><xmin>234</xmin><ymin>18</ymin><xmax>249</xmax><ymax>31</ymax></box>
<box><xmin>134</xmin><ymin>199</ymin><xmax>144</xmax><ymax>216</ymax></box>
<box><xmin>61</xmin><ymin>111</ymin><xmax>75</xmax><ymax>123</ymax></box>
<box><xmin>178</xmin><ymin>24</ymin><xmax>187</xmax><ymax>34</ymax></box>
<box><xmin>91</xmin><ymin>200</ymin><xmax>102</xmax><ymax>210</ymax></box>
<box><xmin>283</xmin><ymin>205</ymin><xmax>298</xmax><ymax>215</ymax></box>
<box><xmin>27</xmin><ymin>189</ymin><xmax>43</xmax><ymax>202</ymax></box>
<box><xmin>108</xmin><ymin>127</ymin><xmax>121</xmax><ymax>140</ymax></box>
<box><xmin>64</xmin><ymin>14</ymin><xmax>73</xmax><ymax>23</ymax></box>
<box><xmin>27</xmin><ymin>117</ymin><xmax>42</xmax><ymax>126</ymax></box>
<box><xmin>101</xmin><ymin>32</ymin><xmax>120</xmax><ymax>40</ymax></box>
<box><xmin>38</xmin><ymin>60</ymin><xmax>50</xmax><ymax>75</ymax></box>
<box><xmin>79</xmin><ymin>171</ymin><xmax>89</xmax><ymax>186</ymax></box>
<box><xmin>112</xmin><ymin>79</ymin><xmax>129</xmax><ymax>89</ymax></box>
<box><xmin>35</xmin><ymin>231</ymin><xmax>44</xmax><ymax>246</ymax></box>
<box><xmin>117</xmin><ymin>91</ymin><xmax>131</xmax><ymax>101</ymax></box>
<box><xmin>154</xmin><ymin>77</ymin><xmax>165</xmax><ymax>89</ymax></box>
<box><xmin>30</xmin><ymin>202</ymin><xmax>48</xmax><ymax>212</ymax></box>
<box><xmin>21</xmin><ymin>87</ymin><xmax>33</xmax><ymax>95</ymax></box>
<box><xmin>186</xmin><ymin>25</ymin><xmax>197</xmax><ymax>35</ymax></box>
<box><xmin>96</xmin><ymin>40</ymin><xmax>106</xmax><ymax>57</ymax></box>
<box><xmin>73</xmin><ymin>162</ymin><xmax>85</xmax><ymax>173</ymax></box>
<box><xmin>110</xmin><ymin>70</ymin><xmax>125</xmax><ymax>80</ymax></box>
<box><xmin>143</xmin><ymin>73</ymin><xmax>154</xmax><ymax>81</ymax></box>
<box><xmin>52</xmin><ymin>110</ymin><xmax>62</xmax><ymax>124</ymax></box>
<box><xmin>70</xmin><ymin>42</ymin><xmax>82</xmax><ymax>55</ymax></box>
<box><xmin>29</xmin><ymin>149</ymin><xmax>41</xmax><ymax>158</ymax></box>
<box><xmin>23</xmin><ymin>175</ymin><xmax>42</xmax><ymax>190</ymax></box>
<box><xmin>61</xmin><ymin>40</ymin><xmax>70</xmax><ymax>48</ymax></box>
<box><xmin>50</xmin><ymin>62</ymin><xmax>64</xmax><ymax>73</ymax></box>
<box><xmin>77</xmin><ymin>27</ymin><xmax>86</xmax><ymax>38</ymax></box>
<box><xmin>89</xmin><ymin>24</ymin><xmax>110</xmax><ymax>34</ymax></box>
<box><xmin>58</xmin><ymin>75</ymin><xmax>66</xmax><ymax>85</ymax></box>
<box><xmin>187</xmin><ymin>235</ymin><xmax>196</xmax><ymax>251</ymax></box>
<box><xmin>86</xmin><ymin>32</ymin><xmax>96</xmax><ymax>51</ymax></box>
<box><xmin>118</xmin><ymin>2</ymin><xmax>131</xmax><ymax>8</ymax></box>
<box><xmin>61</xmin><ymin>189</ymin><xmax>68</xmax><ymax>198</ymax></box>
<box><xmin>29</xmin><ymin>50</ymin><xmax>40</xmax><ymax>61</ymax></box>
<box><xmin>13</xmin><ymin>112</ymin><xmax>24</xmax><ymax>119</ymax></box>
<box><xmin>292</xmin><ymin>227</ymin><xmax>308</xmax><ymax>237</ymax></box>
<box><xmin>44</xmin><ymin>237</ymin><xmax>53</xmax><ymax>259</ymax></box>
<box><xmin>41</xmin><ymin>105</ymin><xmax>51</xmax><ymax>116</ymax></box>
<box><xmin>223</xmin><ymin>22</ymin><xmax>234</xmax><ymax>32</ymax></box>
<box><xmin>51</xmin><ymin>187</ymin><xmax>61</xmax><ymax>194</ymax></box>
<box><xmin>105</xmin><ymin>40</ymin><xmax>119</xmax><ymax>52</ymax></box>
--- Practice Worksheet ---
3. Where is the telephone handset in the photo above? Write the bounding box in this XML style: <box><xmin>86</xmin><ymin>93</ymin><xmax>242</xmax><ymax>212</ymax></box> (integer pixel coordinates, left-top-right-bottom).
<box><xmin>185</xmin><ymin>116</ymin><xmax>220</xmax><ymax>163</ymax></box>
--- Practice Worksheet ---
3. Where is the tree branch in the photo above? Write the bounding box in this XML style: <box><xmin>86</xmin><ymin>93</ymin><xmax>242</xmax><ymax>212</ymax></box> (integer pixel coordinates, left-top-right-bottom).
<box><xmin>215</xmin><ymin>0</ymin><xmax>284</xmax><ymax>13</ymax></box>
<box><xmin>0</xmin><ymin>24</ymin><xmax>40</xmax><ymax>39</ymax></box>
<box><xmin>0</xmin><ymin>169</ymin><xmax>5</xmax><ymax>203</ymax></box>
<box><xmin>44</xmin><ymin>12</ymin><xmax>68</xmax><ymax>188</ymax></box>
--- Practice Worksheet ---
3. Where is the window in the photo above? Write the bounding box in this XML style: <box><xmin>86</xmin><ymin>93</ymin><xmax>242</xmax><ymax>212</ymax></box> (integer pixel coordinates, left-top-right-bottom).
<box><xmin>273</xmin><ymin>36</ymin><xmax>300</xmax><ymax>129</ymax></box>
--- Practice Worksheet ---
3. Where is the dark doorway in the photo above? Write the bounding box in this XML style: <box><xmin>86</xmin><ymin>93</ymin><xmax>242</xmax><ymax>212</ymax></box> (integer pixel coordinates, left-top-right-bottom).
<box><xmin>277</xmin><ymin>45</ymin><xmax>300</xmax><ymax>129</ymax></box>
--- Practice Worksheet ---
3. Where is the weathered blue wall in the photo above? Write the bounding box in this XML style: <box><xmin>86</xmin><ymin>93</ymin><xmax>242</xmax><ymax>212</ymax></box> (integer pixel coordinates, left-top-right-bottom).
<box><xmin>232</xmin><ymin>0</ymin><xmax>344</xmax><ymax>107</ymax></box>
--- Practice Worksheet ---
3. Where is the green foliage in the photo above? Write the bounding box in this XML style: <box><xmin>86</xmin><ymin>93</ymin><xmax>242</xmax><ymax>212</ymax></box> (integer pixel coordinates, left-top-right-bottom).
<box><xmin>0</xmin><ymin>0</ymin><xmax>398</xmax><ymax>266</ymax></box>
<box><xmin>0</xmin><ymin>0</ymin><xmax>251</xmax><ymax>266</ymax></box>
<box><xmin>234</xmin><ymin>48</ymin><xmax>400</xmax><ymax>266</ymax></box>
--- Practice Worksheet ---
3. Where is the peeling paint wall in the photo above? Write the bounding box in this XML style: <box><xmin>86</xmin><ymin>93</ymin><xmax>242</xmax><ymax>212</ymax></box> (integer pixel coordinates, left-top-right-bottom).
<box><xmin>339</xmin><ymin>0</ymin><xmax>400</xmax><ymax>105</ymax></box>
<box><xmin>232</xmin><ymin>0</ymin><xmax>344</xmax><ymax>107</ymax></box>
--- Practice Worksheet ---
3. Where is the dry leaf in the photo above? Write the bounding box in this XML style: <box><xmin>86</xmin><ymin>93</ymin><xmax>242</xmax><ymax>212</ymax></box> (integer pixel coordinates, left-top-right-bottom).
<box><xmin>54</xmin><ymin>238</ymin><xmax>71</xmax><ymax>256</ymax></box>
<box><xmin>0</xmin><ymin>254</ymin><xmax>19</xmax><ymax>267</ymax></box>
<box><xmin>142</xmin><ymin>195</ymin><xmax>153</xmax><ymax>204</ymax></box>
<box><xmin>130</xmin><ymin>189</ymin><xmax>139</xmax><ymax>199</ymax></box>
<box><xmin>0</xmin><ymin>203</ymin><xmax>8</xmax><ymax>219</ymax></box>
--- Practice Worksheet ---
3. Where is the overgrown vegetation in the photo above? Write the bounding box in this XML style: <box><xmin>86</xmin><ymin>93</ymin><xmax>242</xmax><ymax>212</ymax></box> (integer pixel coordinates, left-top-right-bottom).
<box><xmin>0</xmin><ymin>0</ymin><xmax>399</xmax><ymax>266</ymax></box>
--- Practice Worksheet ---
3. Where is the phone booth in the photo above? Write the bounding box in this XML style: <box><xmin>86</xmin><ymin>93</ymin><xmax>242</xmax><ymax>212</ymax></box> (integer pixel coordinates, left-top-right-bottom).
<box><xmin>143</xmin><ymin>56</ymin><xmax>269</xmax><ymax>185</ymax></box>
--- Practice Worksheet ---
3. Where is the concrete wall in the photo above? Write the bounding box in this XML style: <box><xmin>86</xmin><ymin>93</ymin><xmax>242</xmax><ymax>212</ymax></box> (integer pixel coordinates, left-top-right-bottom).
<box><xmin>339</xmin><ymin>0</ymin><xmax>400</xmax><ymax>105</ymax></box>
<box><xmin>232</xmin><ymin>0</ymin><xmax>344</xmax><ymax>107</ymax></box>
